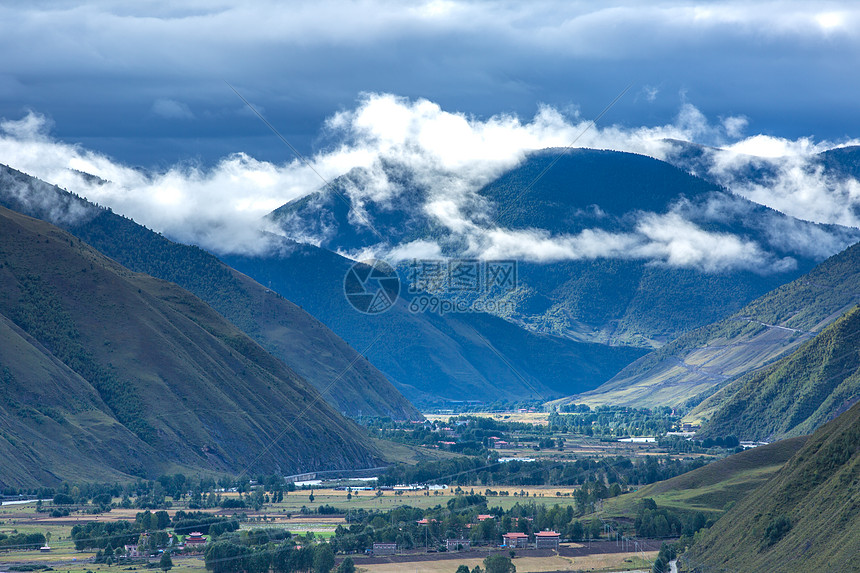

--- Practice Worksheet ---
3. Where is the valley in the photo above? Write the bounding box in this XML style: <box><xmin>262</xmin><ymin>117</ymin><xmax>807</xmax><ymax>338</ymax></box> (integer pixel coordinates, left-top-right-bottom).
<box><xmin>3</xmin><ymin>95</ymin><xmax>860</xmax><ymax>573</ymax></box>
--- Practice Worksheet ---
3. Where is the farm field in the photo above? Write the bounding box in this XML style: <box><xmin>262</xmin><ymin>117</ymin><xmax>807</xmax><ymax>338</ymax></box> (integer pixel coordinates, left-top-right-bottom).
<box><xmin>356</xmin><ymin>552</ymin><xmax>654</xmax><ymax>573</ymax></box>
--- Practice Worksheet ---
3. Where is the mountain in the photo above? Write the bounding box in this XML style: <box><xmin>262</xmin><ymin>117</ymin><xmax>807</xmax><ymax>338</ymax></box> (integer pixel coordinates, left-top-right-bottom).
<box><xmin>558</xmin><ymin>237</ymin><xmax>860</xmax><ymax>409</ymax></box>
<box><xmin>687</xmin><ymin>400</ymin><xmax>860</xmax><ymax>572</ymax></box>
<box><xmin>0</xmin><ymin>164</ymin><xmax>420</xmax><ymax>420</ymax></box>
<box><xmin>273</xmin><ymin>149</ymin><xmax>860</xmax><ymax>348</ymax></box>
<box><xmin>0</xmin><ymin>312</ymin><xmax>145</xmax><ymax>486</ymax></box>
<box><xmin>694</xmin><ymin>304</ymin><xmax>860</xmax><ymax>441</ymax></box>
<box><xmin>222</xmin><ymin>245</ymin><xmax>647</xmax><ymax>405</ymax></box>
<box><xmin>603</xmin><ymin>436</ymin><xmax>807</xmax><ymax>519</ymax></box>
<box><xmin>0</xmin><ymin>205</ymin><xmax>380</xmax><ymax>487</ymax></box>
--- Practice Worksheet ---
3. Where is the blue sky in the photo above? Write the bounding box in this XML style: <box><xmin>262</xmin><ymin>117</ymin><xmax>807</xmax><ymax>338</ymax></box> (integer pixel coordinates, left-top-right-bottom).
<box><xmin>1</xmin><ymin>1</ymin><xmax>858</xmax><ymax>168</ymax></box>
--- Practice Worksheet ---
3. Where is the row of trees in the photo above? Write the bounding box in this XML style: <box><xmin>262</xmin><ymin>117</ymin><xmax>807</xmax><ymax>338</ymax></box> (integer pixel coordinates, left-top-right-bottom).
<box><xmin>549</xmin><ymin>406</ymin><xmax>679</xmax><ymax>437</ymax></box>
<box><xmin>70</xmin><ymin>510</ymin><xmax>242</xmax><ymax>550</ymax></box>
<box><xmin>204</xmin><ymin>541</ymin><xmax>353</xmax><ymax>573</ymax></box>
<box><xmin>327</xmin><ymin>498</ymin><xmax>612</xmax><ymax>554</ymax></box>
<box><xmin>0</xmin><ymin>532</ymin><xmax>47</xmax><ymax>550</ymax></box>
<box><xmin>380</xmin><ymin>454</ymin><xmax>707</xmax><ymax>490</ymax></box>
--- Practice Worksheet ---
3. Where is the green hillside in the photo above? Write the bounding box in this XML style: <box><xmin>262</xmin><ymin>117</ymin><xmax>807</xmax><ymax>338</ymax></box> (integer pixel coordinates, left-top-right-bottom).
<box><xmin>695</xmin><ymin>304</ymin><xmax>860</xmax><ymax>441</ymax></box>
<box><xmin>604</xmin><ymin>437</ymin><xmax>807</xmax><ymax>519</ymax></box>
<box><xmin>0</xmin><ymin>312</ymin><xmax>147</xmax><ymax>485</ymax></box>
<box><xmin>0</xmin><ymin>164</ymin><xmax>420</xmax><ymax>420</ymax></box>
<box><xmin>0</xmin><ymin>205</ymin><xmax>380</xmax><ymax>487</ymax></box>
<box><xmin>559</xmin><ymin>236</ymin><xmax>860</xmax><ymax>408</ymax></box>
<box><xmin>688</xmin><ymin>400</ymin><xmax>860</xmax><ymax>572</ymax></box>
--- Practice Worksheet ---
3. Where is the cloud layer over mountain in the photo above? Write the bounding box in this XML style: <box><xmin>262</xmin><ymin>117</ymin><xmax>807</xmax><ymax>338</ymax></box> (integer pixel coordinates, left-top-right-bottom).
<box><xmin>1</xmin><ymin>94</ymin><xmax>859</xmax><ymax>272</ymax></box>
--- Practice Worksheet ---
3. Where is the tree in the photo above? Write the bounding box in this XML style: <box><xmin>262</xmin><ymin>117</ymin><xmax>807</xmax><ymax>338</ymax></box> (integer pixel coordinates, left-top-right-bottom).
<box><xmin>763</xmin><ymin>515</ymin><xmax>792</xmax><ymax>547</ymax></box>
<box><xmin>309</xmin><ymin>491</ymin><xmax>315</xmax><ymax>503</ymax></box>
<box><xmin>104</xmin><ymin>544</ymin><xmax>115</xmax><ymax>565</ymax></box>
<box><xmin>483</xmin><ymin>554</ymin><xmax>515</xmax><ymax>573</ymax></box>
<box><xmin>337</xmin><ymin>556</ymin><xmax>356</xmax><ymax>573</ymax></box>
<box><xmin>456</xmin><ymin>566</ymin><xmax>471</xmax><ymax>573</ymax></box>
<box><xmin>159</xmin><ymin>552</ymin><xmax>173</xmax><ymax>573</ymax></box>
<box><xmin>313</xmin><ymin>543</ymin><xmax>335</xmax><ymax>573</ymax></box>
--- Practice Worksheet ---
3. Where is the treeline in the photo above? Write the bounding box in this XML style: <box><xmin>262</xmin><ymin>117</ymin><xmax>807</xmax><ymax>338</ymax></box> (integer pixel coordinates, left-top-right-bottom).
<box><xmin>204</xmin><ymin>539</ymin><xmax>346</xmax><ymax>573</ymax></box>
<box><xmin>657</xmin><ymin>435</ymin><xmax>741</xmax><ymax>454</ymax></box>
<box><xmin>9</xmin><ymin>472</ymin><xmax>294</xmax><ymax>511</ymax></box>
<box><xmin>0</xmin><ymin>533</ymin><xmax>47</xmax><ymax>550</ymax></box>
<box><xmin>70</xmin><ymin>510</ymin><xmax>241</xmax><ymax>550</ymax></box>
<box><xmin>549</xmin><ymin>406</ymin><xmax>679</xmax><ymax>437</ymax></box>
<box><xmin>380</xmin><ymin>454</ymin><xmax>708</xmax><ymax>489</ymax></box>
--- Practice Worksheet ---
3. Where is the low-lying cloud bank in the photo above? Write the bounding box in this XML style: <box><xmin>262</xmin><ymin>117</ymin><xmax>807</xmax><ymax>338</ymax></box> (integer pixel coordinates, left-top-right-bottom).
<box><xmin>1</xmin><ymin>94</ymin><xmax>859</xmax><ymax>272</ymax></box>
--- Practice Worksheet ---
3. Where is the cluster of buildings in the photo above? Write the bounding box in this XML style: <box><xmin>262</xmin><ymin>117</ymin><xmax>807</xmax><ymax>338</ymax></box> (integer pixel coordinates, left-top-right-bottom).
<box><xmin>124</xmin><ymin>532</ymin><xmax>206</xmax><ymax>558</ymax></box>
<box><xmin>370</xmin><ymin>530</ymin><xmax>561</xmax><ymax>555</ymax></box>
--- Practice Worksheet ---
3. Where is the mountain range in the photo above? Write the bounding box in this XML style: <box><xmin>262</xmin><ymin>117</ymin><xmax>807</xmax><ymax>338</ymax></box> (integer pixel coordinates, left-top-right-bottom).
<box><xmin>0</xmin><ymin>205</ymin><xmax>381</xmax><ymax>487</ymax></box>
<box><xmin>565</xmin><ymin>235</ymin><xmax>860</xmax><ymax>410</ymax></box>
<box><xmin>693</xmin><ymin>303</ymin><xmax>860</xmax><ymax>442</ymax></box>
<box><xmin>0</xmin><ymin>164</ymin><xmax>420</xmax><ymax>420</ymax></box>
<box><xmin>273</xmin><ymin>148</ymin><xmax>859</xmax><ymax>348</ymax></box>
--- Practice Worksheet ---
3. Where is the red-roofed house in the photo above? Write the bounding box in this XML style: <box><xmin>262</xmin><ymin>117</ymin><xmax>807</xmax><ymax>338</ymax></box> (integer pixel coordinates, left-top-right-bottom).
<box><xmin>503</xmin><ymin>532</ymin><xmax>529</xmax><ymax>548</ymax></box>
<box><xmin>477</xmin><ymin>514</ymin><xmax>494</xmax><ymax>522</ymax></box>
<box><xmin>535</xmin><ymin>530</ymin><xmax>560</xmax><ymax>549</ymax></box>
<box><xmin>184</xmin><ymin>532</ymin><xmax>207</xmax><ymax>546</ymax></box>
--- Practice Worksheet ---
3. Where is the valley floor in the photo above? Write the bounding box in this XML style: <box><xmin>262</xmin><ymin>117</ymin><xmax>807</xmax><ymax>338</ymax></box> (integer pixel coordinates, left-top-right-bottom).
<box><xmin>0</xmin><ymin>500</ymin><xmax>659</xmax><ymax>573</ymax></box>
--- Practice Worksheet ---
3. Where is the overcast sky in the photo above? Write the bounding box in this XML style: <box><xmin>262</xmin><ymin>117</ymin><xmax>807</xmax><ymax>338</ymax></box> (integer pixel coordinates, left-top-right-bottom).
<box><xmin>1</xmin><ymin>1</ymin><xmax>858</xmax><ymax>168</ymax></box>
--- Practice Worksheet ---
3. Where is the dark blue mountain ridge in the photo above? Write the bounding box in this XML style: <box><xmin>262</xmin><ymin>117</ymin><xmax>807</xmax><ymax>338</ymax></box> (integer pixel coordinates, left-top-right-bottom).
<box><xmin>269</xmin><ymin>148</ymin><xmax>860</xmax><ymax>347</ymax></box>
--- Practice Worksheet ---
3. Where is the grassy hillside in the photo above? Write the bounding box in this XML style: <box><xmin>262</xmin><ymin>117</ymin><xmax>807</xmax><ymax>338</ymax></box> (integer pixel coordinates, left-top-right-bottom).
<box><xmin>695</xmin><ymin>304</ymin><xmax>860</xmax><ymax>441</ymax></box>
<box><xmin>603</xmin><ymin>437</ymin><xmax>807</xmax><ymax>519</ymax></box>
<box><xmin>0</xmin><ymin>164</ymin><xmax>420</xmax><ymax>420</ymax></box>
<box><xmin>0</xmin><ymin>205</ymin><xmax>380</xmax><ymax>487</ymax></box>
<box><xmin>559</xmin><ymin>236</ymin><xmax>860</xmax><ymax>408</ymax></box>
<box><xmin>0</xmin><ymin>312</ymin><xmax>150</xmax><ymax>485</ymax></box>
<box><xmin>688</xmin><ymin>400</ymin><xmax>860</xmax><ymax>572</ymax></box>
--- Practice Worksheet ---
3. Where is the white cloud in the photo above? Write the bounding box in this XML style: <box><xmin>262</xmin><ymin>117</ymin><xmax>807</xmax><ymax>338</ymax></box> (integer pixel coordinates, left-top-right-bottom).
<box><xmin>678</xmin><ymin>135</ymin><xmax>860</xmax><ymax>228</ymax></box>
<box><xmin>442</xmin><ymin>212</ymin><xmax>795</xmax><ymax>274</ymax></box>
<box><xmin>1</xmin><ymin>94</ymin><xmax>859</xmax><ymax>271</ymax></box>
